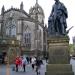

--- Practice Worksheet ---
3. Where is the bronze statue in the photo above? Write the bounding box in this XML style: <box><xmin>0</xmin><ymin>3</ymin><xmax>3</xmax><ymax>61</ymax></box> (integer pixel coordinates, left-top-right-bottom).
<box><xmin>48</xmin><ymin>0</ymin><xmax>68</xmax><ymax>35</ymax></box>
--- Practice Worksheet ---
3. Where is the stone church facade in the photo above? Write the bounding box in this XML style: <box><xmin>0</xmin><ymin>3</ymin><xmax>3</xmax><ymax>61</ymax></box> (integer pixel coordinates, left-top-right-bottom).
<box><xmin>0</xmin><ymin>1</ymin><xmax>47</xmax><ymax>56</ymax></box>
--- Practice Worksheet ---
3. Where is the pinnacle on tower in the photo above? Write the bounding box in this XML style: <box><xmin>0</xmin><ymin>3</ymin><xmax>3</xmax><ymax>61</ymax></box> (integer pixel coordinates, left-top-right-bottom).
<box><xmin>1</xmin><ymin>5</ymin><xmax>5</xmax><ymax>15</ymax></box>
<box><xmin>36</xmin><ymin>0</ymin><xmax>38</xmax><ymax>4</ymax></box>
<box><xmin>20</xmin><ymin>1</ymin><xmax>24</xmax><ymax>10</ymax></box>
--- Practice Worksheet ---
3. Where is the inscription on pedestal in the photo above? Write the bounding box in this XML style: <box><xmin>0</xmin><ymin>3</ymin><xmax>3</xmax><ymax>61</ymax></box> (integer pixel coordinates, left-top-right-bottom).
<box><xmin>48</xmin><ymin>37</ymin><xmax>69</xmax><ymax>64</ymax></box>
<box><xmin>53</xmin><ymin>49</ymin><xmax>65</xmax><ymax>55</ymax></box>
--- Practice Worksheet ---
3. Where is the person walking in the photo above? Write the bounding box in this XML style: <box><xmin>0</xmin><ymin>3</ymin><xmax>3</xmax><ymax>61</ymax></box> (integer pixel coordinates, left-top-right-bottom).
<box><xmin>22</xmin><ymin>57</ymin><xmax>27</xmax><ymax>72</ymax></box>
<box><xmin>18</xmin><ymin>56</ymin><xmax>22</xmax><ymax>71</ymax></box>
<box><xmin>29</xmin><ymin>57</ymin><xmax>32</xmax><ymax>64</ymax></box>
<box><xmin>15</xmin><ymin>57</ymin><xmax>20</xmax><ymax>72</ymax></box>
<box><xmin>26</xmin><ymin>56</ymin><xmax>30</xmax><ymax>64</ymax></box>
<box><xmin>35</xmin><ymin>58</ymin><xmax>41</xmax><ymax>75</ymax></box>
<box><xmin>45</xmin><ymin>56</ymin><xmax>48</xmax><ymax>63</ymax></box>
<box><xmin>31</xmin><ymin>57</ymin><xmax>36</xmax><ymax>70</ymax></box>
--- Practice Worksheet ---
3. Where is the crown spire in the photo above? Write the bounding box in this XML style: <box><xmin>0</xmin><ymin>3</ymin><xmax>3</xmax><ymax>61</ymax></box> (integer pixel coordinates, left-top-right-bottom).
<box><xmin>36</xmin><ymin>0</ymin><xmax>38</xmax><ymax>4</ymax></box>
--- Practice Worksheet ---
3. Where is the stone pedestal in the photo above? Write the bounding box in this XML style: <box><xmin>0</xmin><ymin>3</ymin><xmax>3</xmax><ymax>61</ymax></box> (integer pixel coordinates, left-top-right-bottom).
<box><xmin>46</xmin><ymin>36</ymin><xmax>74</xmax><ymax>75</ymax></box>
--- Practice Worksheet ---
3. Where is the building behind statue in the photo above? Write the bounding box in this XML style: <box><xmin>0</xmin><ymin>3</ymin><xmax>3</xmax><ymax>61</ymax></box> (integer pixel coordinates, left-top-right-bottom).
<box><xmin>0</xmin><ymin>1</ymin><xmax>47</xmax><ymax>57</ymax></box>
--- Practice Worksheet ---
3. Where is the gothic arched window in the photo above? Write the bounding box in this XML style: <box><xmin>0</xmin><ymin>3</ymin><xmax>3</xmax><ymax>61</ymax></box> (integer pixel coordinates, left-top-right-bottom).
<box><xmin>6</xmin><ymin>18</ymin><xmax>16</xmax><ymax>37</ymax></box>
<box><xmin>24</xmin><ymin>32</ymin><xmax>31</xmax><ymax>49</ymax></box>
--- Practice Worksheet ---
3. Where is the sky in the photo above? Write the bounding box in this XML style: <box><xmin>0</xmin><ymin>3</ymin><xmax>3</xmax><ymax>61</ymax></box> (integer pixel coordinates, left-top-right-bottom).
<box><xmin>0</xmin><ymin>0</ymin><xmax>75</xmax><ymax>44</ymax></box>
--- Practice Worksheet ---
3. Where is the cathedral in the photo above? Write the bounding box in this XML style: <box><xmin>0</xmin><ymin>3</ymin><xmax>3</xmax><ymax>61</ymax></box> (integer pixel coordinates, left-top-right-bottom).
<box><xmin>0</xmin><ymin>1</ymin><xmax>47</xmax><ymax>57</ymax></box>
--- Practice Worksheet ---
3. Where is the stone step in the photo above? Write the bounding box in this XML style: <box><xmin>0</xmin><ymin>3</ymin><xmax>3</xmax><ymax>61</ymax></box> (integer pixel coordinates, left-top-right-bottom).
<box><xmin>46</xmin><ymin>64</ymin><xmax>72</xmax><ymax>72</ymax></box>
<box><xmin>45</xmin><ymin>72</ymin><xmax>74</xmax><ymax>75</ymax></box>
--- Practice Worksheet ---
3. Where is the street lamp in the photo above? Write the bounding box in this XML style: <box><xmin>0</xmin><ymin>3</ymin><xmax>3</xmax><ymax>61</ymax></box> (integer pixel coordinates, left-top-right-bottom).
<box><xmin>12</xmin><ymin>40</ymin><xmax>15</xmax><ymax>45</ymax></box>
<box><xmin>34</xmin><ymin>0</ymin><xmax>39</xmax><ymax>58</ymax></box>
<box><xmin>19</xmin><ymin>41</ymin><xmax>22</xmax><ymax>56</ymax></box>
<box><xmin>35</xmin><ymin>29</ymin><xmax>40</xmax><ymax>58</ymax></box>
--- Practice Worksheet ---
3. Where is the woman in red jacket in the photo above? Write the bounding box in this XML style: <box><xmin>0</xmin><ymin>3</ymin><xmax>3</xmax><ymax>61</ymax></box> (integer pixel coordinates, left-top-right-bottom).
<box><xmin>15</xmin><ymin>57</ymin><xmax>20</xmax><ymax>72</ymax></box>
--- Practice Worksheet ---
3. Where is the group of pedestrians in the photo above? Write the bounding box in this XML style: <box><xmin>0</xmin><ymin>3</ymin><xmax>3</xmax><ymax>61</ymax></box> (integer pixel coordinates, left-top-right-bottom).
<box><xmin>15</xmin><ymin>56</ymin><xmax>27</xmax><ymax>72</ymax></box>
<box><xmin>31</xmin><ymin>57</ymin><xmax>43</xmax><ymax>75</ymax></box>
<box><xmin>14</xmin><ymin>56</ymin><xmax>43</xmax><ymax>75</ymax></box>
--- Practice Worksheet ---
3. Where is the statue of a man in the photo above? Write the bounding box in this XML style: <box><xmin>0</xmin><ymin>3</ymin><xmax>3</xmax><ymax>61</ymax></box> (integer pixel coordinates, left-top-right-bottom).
<box><xmin>48</xmin><ymin>0</ymin><xmax>68</xmax><ymax>35</ymax></box>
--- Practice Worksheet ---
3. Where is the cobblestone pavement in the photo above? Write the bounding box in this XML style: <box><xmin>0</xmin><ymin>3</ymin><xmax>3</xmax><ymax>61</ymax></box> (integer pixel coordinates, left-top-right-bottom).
<box><xmin>0</xmin><ymin>59</ymin><xmax>75</xmax><ymax>75</ymax></box>
<box><xmin>70</xmin><ymin>58</ymin><xmax>75</xmax><ymax>75</ymax></box>
<box><xmin>0</xmin><ymin>60</ymin><xmax>46</xmax><ymax>75</ymax></box>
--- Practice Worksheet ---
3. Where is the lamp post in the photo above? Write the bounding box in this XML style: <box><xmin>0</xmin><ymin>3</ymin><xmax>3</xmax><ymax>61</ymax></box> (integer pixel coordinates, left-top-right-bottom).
<box><xmin>35</xmin><ymin>0</ymin><xmax>40</xmax><ymax>58</ymax></box>
<box><xmin>19</xmin><ymin>41</ymin><xmax>22</xmax><ymax>56</ymax></box>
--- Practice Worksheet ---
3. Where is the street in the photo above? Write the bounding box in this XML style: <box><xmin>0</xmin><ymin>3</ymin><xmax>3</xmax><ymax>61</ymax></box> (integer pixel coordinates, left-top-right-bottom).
<box><xmin>0</xmin><ymin>60</ymin><xmax>46</xmax><ymax>75</ymax></box>
<box><xmin>0</xmin><ymin>59</ymin><xmax>75</xmax><ymax>75</ymax></box>
<box><xmin>70</xmin><ymin>58</ymin><xmax>75</xmax><ymax>75</ymax></box>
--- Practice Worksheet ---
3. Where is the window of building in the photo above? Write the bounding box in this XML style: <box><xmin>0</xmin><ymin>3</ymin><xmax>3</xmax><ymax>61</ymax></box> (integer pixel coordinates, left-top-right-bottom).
<box><xmin>24</xmin><ymin>32</ymin><xmax>31</xmax><ymax>49</ymax></box>
<box><xmin>6</xmin><ymin>18</ymin><xmax>16</xmax><ymax>37</ymax></box>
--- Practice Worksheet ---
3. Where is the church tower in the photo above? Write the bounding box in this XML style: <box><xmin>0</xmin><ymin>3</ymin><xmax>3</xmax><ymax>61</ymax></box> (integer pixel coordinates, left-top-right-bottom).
<box><xmin>29</xmin><ymin>0</ymin><xmax>45</xmax><ymax>25</ymax></box>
